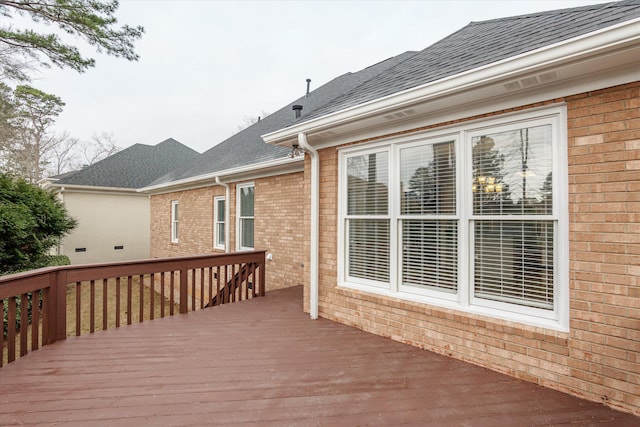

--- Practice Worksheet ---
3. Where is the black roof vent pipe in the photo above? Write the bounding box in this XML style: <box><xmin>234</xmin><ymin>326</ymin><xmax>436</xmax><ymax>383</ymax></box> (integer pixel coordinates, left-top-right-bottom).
<box><xmin>306</xmin><ymin>79</ymin><xmax>311</xmax><ymax>97</ymax></box>
<box><xmin>293</xmin><ymin>104</ymin><xmax>303</xmax><ymax>119</ymax></box>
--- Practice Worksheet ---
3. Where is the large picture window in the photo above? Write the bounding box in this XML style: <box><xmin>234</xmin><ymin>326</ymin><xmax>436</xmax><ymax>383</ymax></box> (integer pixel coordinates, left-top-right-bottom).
<box><xmin>237</xmin><ymin>183</ymin><xmax>254</xmax><ymax>250</ymax></box>
<box><xmin>338</xmin><ymin>107</ymin><xmax>567</xmax><ymax>329</ymax></box>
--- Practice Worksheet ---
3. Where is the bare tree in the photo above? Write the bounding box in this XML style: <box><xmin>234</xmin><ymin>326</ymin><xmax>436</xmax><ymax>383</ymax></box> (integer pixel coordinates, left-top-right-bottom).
<box><xmin>233</xmin><ymin>111</ymin><xmax>269</xmax><ymax>134</ymax></box>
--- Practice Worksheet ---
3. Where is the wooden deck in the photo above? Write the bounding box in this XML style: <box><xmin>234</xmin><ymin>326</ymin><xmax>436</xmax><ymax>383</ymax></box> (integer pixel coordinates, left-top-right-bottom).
<box><xmin>1</xmin><ymin>286</ymin><xmax>638</xmax><ymax>426</ymax></box>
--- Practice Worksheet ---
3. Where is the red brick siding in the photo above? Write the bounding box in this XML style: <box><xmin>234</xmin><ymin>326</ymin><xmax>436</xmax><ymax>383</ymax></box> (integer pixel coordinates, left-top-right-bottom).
<box><xmin>308</xmin><ymin>82</ymin><xmax>640</xmax><ymax>415</ymax></box>
<box><xmin>150</xmin><ymin>172</ymin><xmax>304</xmax><ymax>292</ymax></box>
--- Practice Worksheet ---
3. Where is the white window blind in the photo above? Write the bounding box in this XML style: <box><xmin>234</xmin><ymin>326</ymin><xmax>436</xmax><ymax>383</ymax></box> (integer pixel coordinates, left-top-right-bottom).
<box><xmin>346</xmin><ymin>151</ymin><xmax>390</xmax><ymax>283</ymax></box>
<box><xmin>472</xmin><ymin>125</ymin><xmax>555</xmax><ymax>310</ymax></box>
<box><xmin>238</xmin><ymin>184</ymin><xmax>254</xmax><ymax>249</ymax></box>
<box><xmin>399</xmin><ymin>141</ymin><xmax>457</xmax><ymax>292</ymax></box>
<box><xmin>171</xmin><ymin>200</ymin><xmax>179</xmax><ymax>243</ymax></box>
<box><xmin>214</xmin><ymin>197</ymin><xmax>225</xmax><ymax>249</ymax></box>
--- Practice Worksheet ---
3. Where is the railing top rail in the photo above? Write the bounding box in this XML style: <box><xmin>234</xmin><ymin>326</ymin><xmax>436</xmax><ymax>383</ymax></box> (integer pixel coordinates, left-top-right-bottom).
<box><xmin>0</xmin><ymin>250</ymin><xmax>266</xmax><ymax>289</ymax></box>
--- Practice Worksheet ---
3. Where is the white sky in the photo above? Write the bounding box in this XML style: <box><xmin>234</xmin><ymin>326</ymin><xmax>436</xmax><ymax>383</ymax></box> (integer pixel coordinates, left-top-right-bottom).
<box><xmin>25</xmin><ymin>0</ymin><xmax>611</xmax><ymax>153</ymax></box>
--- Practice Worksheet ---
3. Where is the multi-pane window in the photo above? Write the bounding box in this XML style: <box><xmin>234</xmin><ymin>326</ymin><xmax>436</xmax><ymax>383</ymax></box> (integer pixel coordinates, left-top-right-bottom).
<box><xmin>214</xmin><ymin>196</ymin><xmax>225</xmax><ymax>250</ymax></box>
<box><xmin>237</xmin><ymin>183</ymin><xmax>254</xmax><ymax>250</ymax></box>
<box><xmin>339</xmin><ymin>108</ymin><xmax>567</xmax><ymax>328</ymax></box>
<box><xmin>171</xmin><ymin>200</ymin><xmax>179</xmax><ymax>243</ymax></box>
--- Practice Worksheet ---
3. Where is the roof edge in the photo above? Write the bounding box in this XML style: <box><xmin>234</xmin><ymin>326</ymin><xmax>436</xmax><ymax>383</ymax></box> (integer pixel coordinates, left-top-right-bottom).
<box><xmin>139</xmin><ymin>156</ymin><xmax>304</xmax><ymax>194</ymax></box>
<box><xmin>263</xmin><ymin>16</ymin><xmax>640</xmax><ymax>145</ymax></box>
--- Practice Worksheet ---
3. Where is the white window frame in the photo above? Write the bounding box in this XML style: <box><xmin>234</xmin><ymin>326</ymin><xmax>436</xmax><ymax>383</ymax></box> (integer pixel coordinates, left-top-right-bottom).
<box><xmin>213</xmin><ymin>196</ymin><xmax>225</xmax><ymax>250</ymax></box>
<box><xmin>170</xmin><ymin>200</ymin><xmax>179</xmax><ymax>243</ymax></box>
<box><xmin>337</xmin><ymin>106</ymin><xmax>568</xmax><ymax>331</ymax></box>
<box><xmin>236</xmin><ymin>182</ymin><xmax>254</xmax><ymax>251</ymax></box>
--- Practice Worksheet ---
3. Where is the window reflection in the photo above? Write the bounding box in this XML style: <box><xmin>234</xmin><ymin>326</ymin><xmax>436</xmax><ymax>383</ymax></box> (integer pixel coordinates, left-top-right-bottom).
<box><xmin>472</xmin><ymin>125</ymin><xmax>552</xmax><ymax>215</ymax></box>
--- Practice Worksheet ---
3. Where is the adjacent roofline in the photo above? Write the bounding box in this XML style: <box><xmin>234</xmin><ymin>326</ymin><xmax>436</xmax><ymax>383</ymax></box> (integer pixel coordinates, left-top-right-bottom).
<box><xmin>44</xmin><ymin>183</ymin><xmax>146</xmax><ymax>196</ymax></box>
<box><xmin>139</xmin><ymin>156</ymin><xmax>303</xmax><ymax>194</ymax></box>
<box><xmin>263</xmin><ymin>17</ymin><xmax>640</xmax><ymax>147</ymax></box>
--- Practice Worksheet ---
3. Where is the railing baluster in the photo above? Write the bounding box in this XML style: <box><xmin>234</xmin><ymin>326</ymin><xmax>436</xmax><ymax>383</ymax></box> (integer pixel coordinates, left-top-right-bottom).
<box><xmin>8</xmin><ymin>296</ymin><xmax>16</xmax><ymax>363</ymax></box>
<box><xmin>200</xmin><ymin>268</ymin><xmax>205</xmax><ymax>309</ymax></box>
<box><xmin>90</xmin><ymin>280</ymin><xmax>95</xmax><ymax>333</ymax></box>
<box><xmin>191</xmin><ymin>269</ymin><xmax>196</xmax><ymax>311</ymax></box>
<box><xmin>160</xmin><ymin>272</ymin><xmax>166</xmax><ymax>318</ymax></box>
<box><xmin>139</xmin><ymin>275</ymin><xmax>144</xmax><ymax>323</ymax></box>
<box><xmin>181</xmin><ymin>268</ymin><xmax>188</xmax><ymax>314</ymax></box>
<box><xmin>150</xmin><ymin>273</ymin><xmax>155</xmax><ymax>320</ymax></box>
<box><xmin>208</xmin><ymin>268</ymin><xmax>213</xmax><ymax>308</ymax></box>
<box><xmin>102</xmin><ymin>279</ymin><xmax>108</xmax><ymax>331</ymax></box>
<box><xmin>31</xmin><ymin>291</ymin><xmax>40</xmax><ymax>351</ymax></box>
<box><xmin>245</xmin><ymin>264</ymin><xmax>250</xmax><ymax>300</ymax></box>
<box><xmin>20</xmin><ymin>293</ymin><xmax>28</xmax><ymax>356</ymax></box>
<box><xmin>216</xmin><ymin>266</ymin><xmax>221</xmax><ymax>306</ymax></box>
<box><xmin>170</xmin><ymin>271</ymin><xmax>175</xmax><ymax>316</ymax></box>
<box><xmin>75</xmin><ymin>282</ymin><xmax>81</xmax><ymax>336</ymax></box>
<box><xmin>116</xmin><ymin>277</ymin><xmax>121</xmax><ymax>328</ymax></box>
<box><xmin>127</xmin><ymin>276</ymin><xmax>132</xmax><ymax>325</ymax></box>
<box><xmin>1</xmin><ymin>298</ymin><xmax>5</xmax><ymax>367</ymax></box>
<box><xmin>41</xmin><ymin>286</ymin><xmax>50</xmax><ymax>346</ymax></box>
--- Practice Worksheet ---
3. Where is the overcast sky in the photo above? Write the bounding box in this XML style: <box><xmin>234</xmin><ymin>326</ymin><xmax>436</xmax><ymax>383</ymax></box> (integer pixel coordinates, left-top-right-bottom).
<box><xmin>27</xmin><ymin>0</ymin><xmax>611</xmax><ymax>153</ymax></box>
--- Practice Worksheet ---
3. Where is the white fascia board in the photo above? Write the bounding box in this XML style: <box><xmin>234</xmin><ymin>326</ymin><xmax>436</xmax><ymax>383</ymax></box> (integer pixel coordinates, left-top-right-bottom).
<box><xmin>47</xmin><ymin>183</ymin><xmax>143</xmax><ymax>196</ymax></box>
<box><xmin>139</xmin><ymin>156</ymin><xmax>303</xmax><ymax>194</ymax></box>
<box><xmin>263</xmin><ymin>17</ymin><xmax>640</xmax><ymax>146</ymax></box>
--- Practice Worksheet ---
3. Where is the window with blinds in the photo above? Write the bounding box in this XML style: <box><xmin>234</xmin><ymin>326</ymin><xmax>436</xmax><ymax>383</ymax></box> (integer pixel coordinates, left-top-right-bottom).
<box><xmin>238</xmin><ymin>184</ymin><xmax>254</xmax><ymax>250</ymax></box>
<box><xmin>338</xmin><ymin>106</ymin><xmax>566</xmax><ymax>327</ymax></box>
<box><xmin>399</xmin><ymin>141</ymin><xmax>457</xmax><ymax>292</ymax></box>
<box><xmin>471</xmin><ymin>125</ymin><xmax>555</xmax><ymax>310</ymax></box>
<box><xmin>346</xmin><ymin>151</ymin><xmax>390</xmax><ymax>284</ymax></box>
<box><xmin>214</xmin><ymin>197</ymin><xmax>225</xmax><ymax>249</ymax></box>
<box><xmin>171</xmin><ymin>200</ymin><xmax>179</xmax><ymax>243</ymax></box>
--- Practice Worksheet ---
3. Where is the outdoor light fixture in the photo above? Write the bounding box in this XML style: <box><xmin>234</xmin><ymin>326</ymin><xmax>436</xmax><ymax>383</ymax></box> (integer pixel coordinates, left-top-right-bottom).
<box><xmin>289</xmin><ymin>144</ymin><xmax>304</xmax><ymax>158</ymax></box>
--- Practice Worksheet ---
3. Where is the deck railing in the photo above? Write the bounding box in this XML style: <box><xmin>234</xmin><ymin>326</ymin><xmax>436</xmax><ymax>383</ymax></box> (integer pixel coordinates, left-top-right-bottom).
<box><xmin>0</xmin><ymin>251</ymin><xmax>266</xmax><ymax>366</ymax></box>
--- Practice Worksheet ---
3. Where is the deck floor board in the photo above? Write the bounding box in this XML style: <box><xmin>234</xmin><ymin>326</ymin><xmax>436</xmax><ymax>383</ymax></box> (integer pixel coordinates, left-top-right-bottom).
<box><xmin>1</xmin><ymin>286</ymin><xmax>638</xmax><ymax>426</ymax></box>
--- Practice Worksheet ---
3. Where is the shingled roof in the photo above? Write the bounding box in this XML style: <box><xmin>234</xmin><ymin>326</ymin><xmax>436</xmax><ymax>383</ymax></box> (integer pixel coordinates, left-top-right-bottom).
<box><xmin>299</xmin><ymin>0</ymin><xmax>640</xmax><ymax>123</ymax></box>
<box><xmin>51</xmin><ymin>138</ymin><xmax>199</xmax><ymax>189</ymax></box>
<box><xmin>146</xmin><ymin>51</ymin><xmax>417</xmax><ymax>187</ymax></box>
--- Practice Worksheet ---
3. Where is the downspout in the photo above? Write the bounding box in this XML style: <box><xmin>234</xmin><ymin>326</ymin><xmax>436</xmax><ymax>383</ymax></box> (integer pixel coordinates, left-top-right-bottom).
<box><xmin>297</xmin><ymin>132</ymin><xmax>319</xmax><ymax>320</ymax></box>
<box><xmin>214</xmin><ymin>176</ymin><xmax>230</xmax><ymax>253</ymax></box>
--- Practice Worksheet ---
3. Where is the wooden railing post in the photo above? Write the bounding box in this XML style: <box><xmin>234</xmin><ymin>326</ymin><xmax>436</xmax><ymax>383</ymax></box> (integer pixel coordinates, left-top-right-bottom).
<box><xmin>179</xmin><ymin>268</ymin><xmax>188</xmax><ymax>314</ymax></box>
<box><xmin>259</xmin><ymin>254</ymin><xmax>266</xmax><ymax>297</ymax></box>
<box><xmin>55</xmin><ymin>269</ymin><xmax>67</xmax><ymax>342</ymax></box>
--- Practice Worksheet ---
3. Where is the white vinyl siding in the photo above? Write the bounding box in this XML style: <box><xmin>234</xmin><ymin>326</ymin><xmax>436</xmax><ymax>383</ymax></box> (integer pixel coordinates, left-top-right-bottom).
<box><xmin>214</xmin><ymin>196</ymin><xmax>225</xmax><ymax>250</ymax></box>
<box><xmin>338</xmin><ymin>106</ymin><xmax>568</xmax><ymax>330</ymax></box>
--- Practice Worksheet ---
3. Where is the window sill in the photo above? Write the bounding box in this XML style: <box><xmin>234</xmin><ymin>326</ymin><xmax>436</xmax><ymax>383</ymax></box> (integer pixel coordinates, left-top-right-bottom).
<box><xmin>335</xmin><ymin>283</ymin><xmax>569</xmax><ymax>333</ymax></box>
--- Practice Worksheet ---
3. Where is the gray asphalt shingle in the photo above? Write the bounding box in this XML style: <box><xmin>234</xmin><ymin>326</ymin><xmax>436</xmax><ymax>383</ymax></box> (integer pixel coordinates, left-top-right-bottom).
<box><xmin>301</xmin><ymin>0</ymin><xmax>640</xmax><ymax>122</ymax></box>
<box><xmin>52</xmin><ymin>138</ymin><xmax>199</xmax><ymax>189</ymax></box>
<box><xmin>147</xmin><ymin>51</ymin><xmax>418</xmax><ymax>186</ymax></box>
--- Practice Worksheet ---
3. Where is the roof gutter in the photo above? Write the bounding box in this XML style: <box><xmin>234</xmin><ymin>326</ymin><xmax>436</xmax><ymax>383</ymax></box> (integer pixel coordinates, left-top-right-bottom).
<box><xmin>297</xmin><ymin>132</ymin><xmax>319</xmax><ymax>320</ymax></box>
<box><xmin>263</xmin><ymin>17</ymin><xmax>640</xmax><ymax>145</ymax></box>
<box><xmin>44</xmin><ymin>183</ymin><xmax>143</xmax><ymax>195</ymax></box>
<box><xmin>138</xmin><ymin>156</ymin><xmax>303</xmax><ymax>194</ymax></box>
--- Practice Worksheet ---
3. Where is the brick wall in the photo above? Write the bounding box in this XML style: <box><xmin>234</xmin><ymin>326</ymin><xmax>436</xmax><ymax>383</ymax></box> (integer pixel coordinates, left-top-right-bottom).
<box><xmin>150</xmin><ymin>171</ymin><xmax>304</xmax><ymax>292</ymax></box>
<box><xmin>308</xmin><ymin>82</ymin><xmax>640</xmax><ymax>415</ymax></box>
